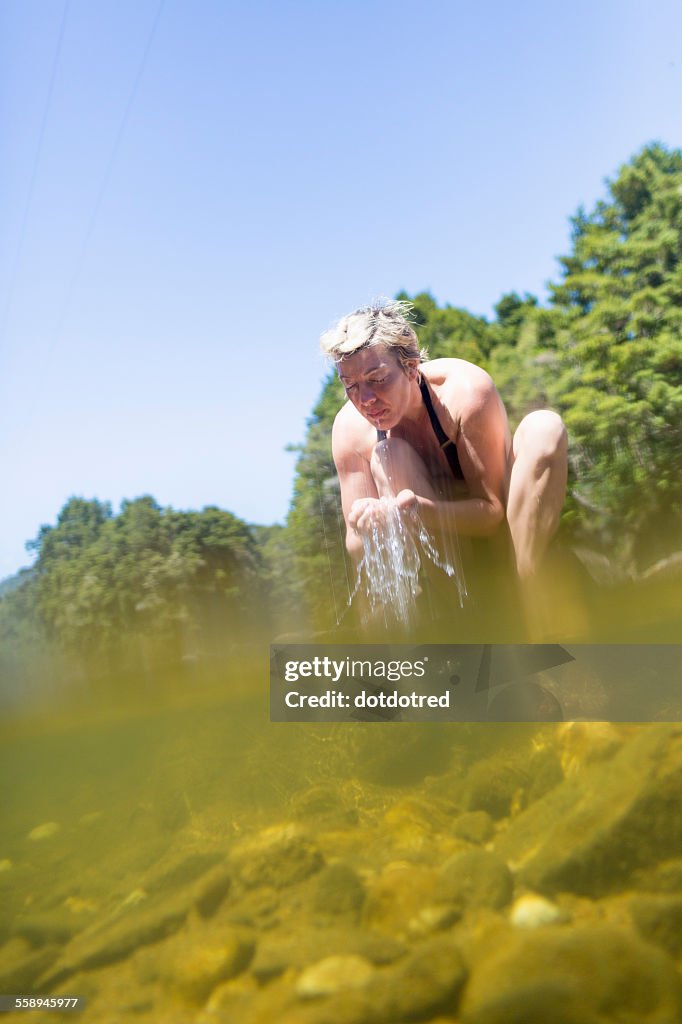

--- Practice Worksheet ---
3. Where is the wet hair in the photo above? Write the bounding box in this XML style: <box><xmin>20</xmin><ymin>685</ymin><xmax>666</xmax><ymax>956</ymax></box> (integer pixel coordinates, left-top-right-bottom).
<box><xmin>320</xmin><ymin>298</ymin><xmax>428</xmax><ymax>370</ymax></box>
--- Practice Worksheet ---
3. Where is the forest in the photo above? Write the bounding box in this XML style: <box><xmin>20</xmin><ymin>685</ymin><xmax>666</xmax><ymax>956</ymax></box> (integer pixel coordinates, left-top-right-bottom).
<box><xmin>2</xmin><ymin>144</ymin><xmax>681</xmax><ymax>689</ymax></box>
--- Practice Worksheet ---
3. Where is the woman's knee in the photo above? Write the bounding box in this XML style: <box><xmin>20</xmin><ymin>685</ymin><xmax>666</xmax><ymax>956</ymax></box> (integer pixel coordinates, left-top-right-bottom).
<box><xmin>370</xmin><ymin>436</ymin><xmax>416</xmax><ymax>476</ymax></box>
<box><xmin>514</xmin><ymin>410</ymin><xmax>567</xmax><ymax>465</ymax></box>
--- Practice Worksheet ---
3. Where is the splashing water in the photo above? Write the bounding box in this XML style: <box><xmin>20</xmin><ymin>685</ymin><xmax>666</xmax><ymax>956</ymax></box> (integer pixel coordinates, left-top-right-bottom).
<box><xmin>349</xmin><ymin>503</ymin><xmax>467</xmax><ymax>630</ymax></box>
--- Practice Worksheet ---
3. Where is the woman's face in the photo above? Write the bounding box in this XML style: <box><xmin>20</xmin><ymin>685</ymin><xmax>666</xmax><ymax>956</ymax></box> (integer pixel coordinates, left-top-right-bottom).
<box><xmin>338</xmin><ymin>345</ymin><xmax>416</xmax><ymax>430</ymax></box>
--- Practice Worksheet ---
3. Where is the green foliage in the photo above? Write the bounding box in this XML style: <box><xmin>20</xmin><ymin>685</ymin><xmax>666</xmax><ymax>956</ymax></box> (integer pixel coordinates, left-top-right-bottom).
<box><xmin>4</xmin><ymin>497</ymin><xmax>268</xmax><ymax>678</ymax></box>
<box><xmin>548</xmin><ymin>143</ymin><xmax>682</xmax><ymax>569</ymax></box>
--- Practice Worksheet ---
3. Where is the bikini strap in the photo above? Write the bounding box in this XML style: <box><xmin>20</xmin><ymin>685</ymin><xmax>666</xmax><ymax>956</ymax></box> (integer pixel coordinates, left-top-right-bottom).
<box><xmin>419</xmin><ymin>376</ymin><xmax>464</xmax><ymax>479</ymax></box>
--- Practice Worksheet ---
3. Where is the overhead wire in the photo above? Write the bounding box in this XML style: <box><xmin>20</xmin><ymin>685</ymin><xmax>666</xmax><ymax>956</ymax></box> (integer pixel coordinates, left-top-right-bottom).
<box><xmin>0</xmin><ymin>0</ymin><xmax>71</xmax><ymax>349</ymax></box>
<box><xmin>48</xmin><ymin>0</ymin><xmax>166</xmax><ymax>353</ymax></box>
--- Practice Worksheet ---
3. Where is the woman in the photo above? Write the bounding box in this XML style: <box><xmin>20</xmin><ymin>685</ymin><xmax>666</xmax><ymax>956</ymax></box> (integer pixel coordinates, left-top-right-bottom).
<box><xmin>321</xmin><ymin>299</ymin><xmax>568</xmax><ymax>582</ymax></box>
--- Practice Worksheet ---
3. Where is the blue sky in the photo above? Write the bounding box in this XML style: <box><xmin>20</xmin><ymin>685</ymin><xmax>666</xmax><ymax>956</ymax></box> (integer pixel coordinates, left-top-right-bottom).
<box><xmin>1</xmin><ymin>0</ymin><xmax>681</xmax><ymax>579</ymax></box>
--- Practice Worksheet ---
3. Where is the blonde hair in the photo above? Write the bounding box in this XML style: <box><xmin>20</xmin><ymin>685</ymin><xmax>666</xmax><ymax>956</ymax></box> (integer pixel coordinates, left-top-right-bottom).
<box><xmin>320</xmin><ymin>298</ymin><xmax>428</xmax><ymax>369</ymax></box>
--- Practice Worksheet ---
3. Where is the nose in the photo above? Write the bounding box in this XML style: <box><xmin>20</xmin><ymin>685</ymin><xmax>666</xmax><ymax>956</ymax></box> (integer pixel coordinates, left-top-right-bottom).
<box><xmin>358</xmin><ymin>383</ymin><xmax>376</xmax><ymax>407</ymax></box>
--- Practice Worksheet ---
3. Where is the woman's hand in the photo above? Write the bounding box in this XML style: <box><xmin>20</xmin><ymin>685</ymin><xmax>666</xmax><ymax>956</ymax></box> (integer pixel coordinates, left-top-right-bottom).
<box><xmin>349</xmin><ymin>496</ymin><xmax>393</xmax><ymax>534</ymax></box>
<box><xmin>395</xmin><ymin>489</ymin><xmax>419</xmax><ymax>515</ymax></box>
<box><xmin>349</xmin><ymin>491</ymin><xmax>420</xmax><ymax>535</ymax></box>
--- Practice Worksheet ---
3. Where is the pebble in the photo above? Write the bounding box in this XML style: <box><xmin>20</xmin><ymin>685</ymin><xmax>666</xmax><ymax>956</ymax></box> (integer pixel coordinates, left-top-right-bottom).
<box><xmin>27</xmin><ymin>822</ymin><xmax>61</xmax><ymax>841</ymax></box>
<box><xmin>295</xmin><ymin>954</ymin><xmax>374</xmax><ymax>998</ymax></box>
<box><xmin>231</xmin><ymin>823</ymin><xmax>324</xmax><ymax>889</ymax></box>
<box><xmin>510</xmin><ymin>893</ymin><xmax>565</xmax><ymax>928</ymax></box>
<box><xmin>173</xmin><ymin>934</ymin><xmax>254</xmax><ymax>1004</ymax></box>
<box><xmin>439</xmin><ymin>849</ymin><xmax>514</xmax><ymax>911</ymax></box>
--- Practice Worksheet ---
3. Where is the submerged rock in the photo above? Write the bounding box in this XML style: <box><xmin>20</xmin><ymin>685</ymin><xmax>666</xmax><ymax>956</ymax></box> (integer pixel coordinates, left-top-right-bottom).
<box><xmin>495</xmin><ymin>724</ymin><xmax>682</xmax><ymax>897</ymax></box>
<box><xmin>277</xmin><ymin>936</ymin><xmax>466</xmax><ymax>1024</ymax></box>
<box><xmin>296</xmin><ymin>954</ymin><xmax>375</xmax><ymax>998</ymax></box>
<box><xmin>37</xmin><ymin>889</ymin><xmax>192</xmax><ymax>989</ymax></box>
<box><xmin>27</xmin><ymin>822</ymin><xmax>61</xmax><ymax>841</ymax></box>
<box><xmin>171</xmin><ymin>931</ymin><xmax>254</xmax><ymax>1004</ymax></box>
<box><xmin>628</xmin><ymin>893</ymin><xmax>682</xmax><ymax>957</ymax></box>
<box><xmin>313</xmin><ymin>863</ymin><xmax>366</xmax><ymax>919</ymax></box>
<box><xmin>0</xmin><ymin>937</ymin><xmax>57</xmax><ymax>994</ymax></box>
<box><xmin>231</xmin><ymin>823</ymin><xmax>324</xmax><ymax>889</ymax></box>
<box><xmin>439</xmin><ymin>849</ymin><xmax>513</xmax><ymax>912</ymax></box>
<box><xmin>509</xmin><ymin>893</ymin><xmax>566</xmax><ymax>929</ymax></box>
<box><xmin>460</xmin><ymin>922</ymin><xmax>681</xmax><ymax>1024</ymax></box>
<box><xmin>452</xmin><ymin>810</ymin><xmax>495</xmax><ymax>844</ymax></box>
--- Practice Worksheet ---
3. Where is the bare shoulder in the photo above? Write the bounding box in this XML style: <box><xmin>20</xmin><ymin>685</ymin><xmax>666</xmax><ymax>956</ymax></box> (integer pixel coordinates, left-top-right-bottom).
<box><xmin>424</xmin><ymin>358</ymin><xmax>500</xmax><ymax>415</ymax></box>
<box><xmin>332</xmin><ymin>400</ymin><xmax>373</xmax><ymax>465</ymax></box>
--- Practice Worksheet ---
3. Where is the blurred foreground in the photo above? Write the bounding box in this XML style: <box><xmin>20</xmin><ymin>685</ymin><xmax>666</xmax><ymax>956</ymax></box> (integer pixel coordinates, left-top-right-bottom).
<box><xmin>1</xmin><ymin>560</ymin><xmax>681</xmax><ymax>1023</ymax></box>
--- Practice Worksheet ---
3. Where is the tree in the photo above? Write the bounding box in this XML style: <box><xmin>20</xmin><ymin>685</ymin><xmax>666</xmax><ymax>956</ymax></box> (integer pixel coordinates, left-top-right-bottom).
<box><xmin>549</xmin><ymin>143</ymin><xmax>682</xmax><ymax>570</ymax></box>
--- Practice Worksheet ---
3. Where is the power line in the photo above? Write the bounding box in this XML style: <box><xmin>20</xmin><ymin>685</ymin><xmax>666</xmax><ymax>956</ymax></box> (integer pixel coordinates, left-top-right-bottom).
<box><xmin>0</xmin><ymin>0</ymin><xmax>70</xmax><ymax>349</ymax></box>
<box><xmin>49</xmin><ymin>0</ymin><xmax>166</xmax><ymax>351</ymax></box>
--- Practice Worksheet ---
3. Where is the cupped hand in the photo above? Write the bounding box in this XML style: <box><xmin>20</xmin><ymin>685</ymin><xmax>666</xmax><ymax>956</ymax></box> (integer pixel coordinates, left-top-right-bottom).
<box><xmin>395</xmin><ymin>489</ymin><xmax>419</xmax><ymax>515</ymax></box>
<box><xmin>349</xmin><ymin>496</ymin><xmax>393</xmax><ymax>534</ymax></box>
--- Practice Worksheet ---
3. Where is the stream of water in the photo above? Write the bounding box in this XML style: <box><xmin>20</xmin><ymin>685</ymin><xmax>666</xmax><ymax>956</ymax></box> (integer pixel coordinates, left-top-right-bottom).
<box><xmin>349</xmin><ymin>503</ymin><xmax>467</xmax><ymax>629</ymax></box>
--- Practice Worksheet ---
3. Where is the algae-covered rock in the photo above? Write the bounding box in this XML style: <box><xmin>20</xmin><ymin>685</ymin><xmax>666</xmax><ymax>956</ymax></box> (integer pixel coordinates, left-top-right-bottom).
<box><xmin>509</xmin><ymin>893</ymin><xmax>566</xmax><ymax>929</ymax></box>
<box><xmin>231</xmin><ymin>823</ymin><xmax>324</xmax><ymax>889</ymax></box>
<box><xmin>0</xmin><ymin>937</ymin><xmax>58</xmax><ymax>994</ymax></box>
<box><xmin>495</xmin><ymin>724</ymin><xmax>682</xmax><ymax>897</ymax></box>
<box><xmin>296</xmin><ymin>954</ymin><xmax>375</xmax><ymax>998</ymax></box>
<box><xmin>250</xmin><ymin>925</ymin><xmax>405</xmax><ymax>983</ymax></box>
<box><xmin>277</xmin><ymin>936</ymin><xmax>466</xmax><ymax>1024</ymax></box>
<box><xmin>628</xmin><ymin>893</ymin><xmax>682</xmax><ymax>956</ymax></box>
<box><xmin>632</xmin><ymin>857</ymin><xmax>682</xmax><ymax>893</ymax></box>
<box><xmin>13</xmin><ymin>910</ymin><xmax>84</xmax><ymax>946</ymax></box>
<box><xmin>464</xmin><ymin>757</ymin><xmax>529</xmax><ymax>820</ymax></box>
<box><xmin>37</xmin><ymin>889</ymin><xmax>192</xmax><ymax>988</ymax></box>
<box><xmin>27</xmin><ymin>822</ymin><xmax>61</xmax><ymax>841</ymax></box>
<box><xmin>460</xmin><ymin>922</ymin><xmax>681</xmax><ymax>1024</ymax></box>
<box><xmin>363</xmin><ymin>862</ymin><xmax>443</xmax><ymax>934</ymax></box>
<box><xmin>143</xmin><ymin>847</ymin><xmax>224</xmax><ymax>895</ymax></box>
<box><xmin>313</xmin><ymin>863</ymin><xmax>365</xmax><ymax>919</ymax></box>
<box><xmin>452</xmin><ymin>810</ymin><xmax>495</xmax><ymax>844</ymax></box>
<box><xmin>439</xmin><ymin>849</ymin><xmax>513</xmax><ymax>911</ymax></box>
<box><xmin>171</xmin><ymin>931</ymin><xmax>254</xmax><ymax>1004</ymax></box>
<box><xmin>192</xmin><ymin>863</ymin><xmax>232</xmax><ymax>918</ymax></box>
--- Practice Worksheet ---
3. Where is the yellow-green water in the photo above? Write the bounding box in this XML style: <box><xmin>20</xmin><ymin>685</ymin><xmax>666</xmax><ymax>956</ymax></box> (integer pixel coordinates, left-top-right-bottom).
<box><xmin>1</xmin><ymin>572</ymin><xmax>681</xmax><ymax>1023</ymax></box>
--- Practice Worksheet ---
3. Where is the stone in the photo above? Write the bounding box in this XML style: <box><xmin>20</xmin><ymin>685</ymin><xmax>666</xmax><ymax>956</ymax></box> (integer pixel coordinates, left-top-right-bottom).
<box><xmin>0</xmin><ymin>937</ymin><xmax>57</xmax><ymax>993</ymax></box>
<box><xmin>464</xmin><ymin>758</ymin><xmax>529</xmax><ymax>820</ymax></box>
<box><xmin>632</xmin><ymin>857</ymin><xmax>682</xmax><ymax>893</ymax></box>
<box><xmin>452</xmin><ymin>811</ymin><xmax>495</xmax><ymax>844</ymax></box>
<box><xmin>295</xmin><ymin>954</ymin><xmax>375</xmax><ymax>998</ymax></box>
<box><xmin>364</xmin><ymin>862</ymin><xmax>443</xmax><ymax>934</ymax></box>
<box><xmin>250</xmin><ymin>927</ymin><xmax>405</xmax><ymax>983</ymax></box>
<box><xmin>192</xmin><ymin>864</ymin><xmax>232</xmax><ymax>918</ymax></box>
<box><xmin>439</xmin><ymin>849</ymin><xmax>513</xmax><ymax>911</ymax></box>
<box><xmin>144</xmin><ymin>848</ymin><xmax>224</xmax><ymax>895</ymax></box>
<box><xmin>509</xmin><ymin>893</ymin><xmax>565</xmax><ymax>929</ymax></box>
<box><xmin>276</xmin><ymin>936</ymin><xmax>466</xmax><ymax>1024</ymax></box>
<box><xmin>628</xmin><ymin>893</ymin><xmax>682</xmax><ymax>956</ymax></box>
<box><xmin>27</xmin><ymin>822</ymin><xmax>61</xmax><ymax>841</ymax></box>
<box><xmin>313</xmin><ymin>863</ymin><xmax>365</xmax><ymax>918</ymax></box>
<box><xmin>13</xmin><ymin>911</ymin><xmax>84</xmax><ymax>946</ymax></box>
<box><xmin>459</xmin><ymin>922</ymin><xmax>681</xmax><ymax>1024</ymax></box>
<box><xmin>231</xmin><ymin>823</ymin><xmax>324</xmax><ymax>889</ymax></box>
<box><xmin>494</xmin><ymin>724</ymin><xmax>682</xmax><ymax>898</ymax></box>
<box><xmin>172</xmin><ymin>932</ymin><xmax>254</xmax><ymax>1004</ymax></box>
<box><xmin>37</xmin><ymin>890</ymin><xmax>192</xmax><ymax>989</ymax></box>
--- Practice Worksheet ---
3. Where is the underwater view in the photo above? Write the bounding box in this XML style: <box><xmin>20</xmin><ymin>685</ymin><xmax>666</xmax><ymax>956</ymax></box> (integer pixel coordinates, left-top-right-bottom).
<box><xmin>1</xmin><ymin>549</ymin><xmax>681</xmax><ymax>1024</ymax></box>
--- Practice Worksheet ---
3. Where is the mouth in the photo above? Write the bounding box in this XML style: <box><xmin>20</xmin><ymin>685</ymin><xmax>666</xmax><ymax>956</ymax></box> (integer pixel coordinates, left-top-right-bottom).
<box><xmin>366</xmin><ymin>408</ymin><xmax>388</xmax><ymax>423</ymax></box>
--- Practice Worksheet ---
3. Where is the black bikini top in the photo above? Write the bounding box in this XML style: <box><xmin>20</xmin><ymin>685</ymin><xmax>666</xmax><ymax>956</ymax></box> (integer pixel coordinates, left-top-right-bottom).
<box><xmin>376</xmin><ymin>376</ymin><xmax>464</xmax><ymax>480</ymax></box>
